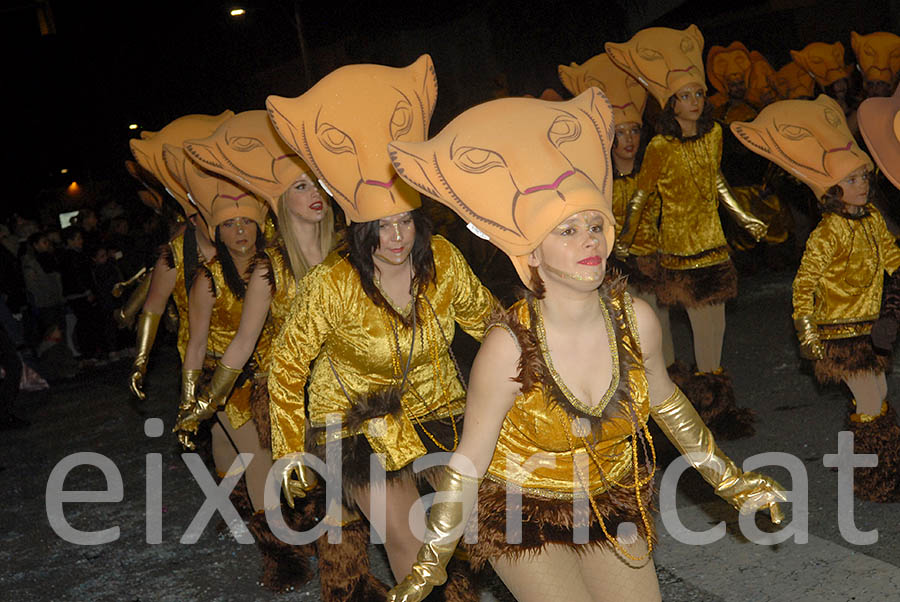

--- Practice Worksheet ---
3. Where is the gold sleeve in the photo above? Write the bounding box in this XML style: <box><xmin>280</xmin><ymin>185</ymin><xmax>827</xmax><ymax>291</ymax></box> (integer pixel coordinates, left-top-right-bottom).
<box><xmin>873</xmin><ymin>208</ymin><xmax>900</xmax><ymax>276</ymax></box>
<box><xmin>267</xmin><ymin>266</ymin><xmax>340</xmax><ymax>459</ymax></box>
<box><xmin>443</xmin><ymin>238</ymin><xmax>499</xmax><ymax>342</ymax></box>
<box><xmin>634</xmin><ymin>135</ymin><xmax>666</xmax><ymax>197</ymax></box>
<box><xmin>792</xmin><ymin>223</ymin><xmax>837</xmax><ymax>320</ymax></box>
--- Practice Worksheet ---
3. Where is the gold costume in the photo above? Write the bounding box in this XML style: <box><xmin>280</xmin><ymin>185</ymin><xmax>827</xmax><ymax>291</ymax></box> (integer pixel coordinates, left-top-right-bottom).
<box><xmin>612</xmin><ymin>173</ymin><xmax>659</xmax><ymax>257</ymax></box>
<box><xmin>636</xmin><ymin>123</ymin><xmax>730</xmax><ymax>270</ymax></box>
<box><xmin>268</xmin><ymin>236</ymin><xmax>496</xmax><ymax>463</ymax></box>
<box><xmin>166</xmin><ymin>232</ymin><xmax>192</xmax><ymax>360</ymax></box>
<box><xmin>792</xmin><ymin>206</ymin><xmax>900</xmax><ymax>339</ymax></box>
<box><xmin>256</xmin><ymin>246</ymin><xmax>297</xmax><ymax>368</ymax></box>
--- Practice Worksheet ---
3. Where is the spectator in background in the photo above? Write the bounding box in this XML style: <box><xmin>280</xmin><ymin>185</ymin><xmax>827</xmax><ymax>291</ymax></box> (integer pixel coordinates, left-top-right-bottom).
<box><xmin>75</xmin><ymin>208</ymin><xmax>101</xmax><ymax>254</ymax></box>
<box><xmin>20</xmin><ymin>231</ymin><xmax>65</xmax><ymax>343</ymax></box>
<box><xmin>59</xmin><ymin>226</ymin><xmax>105</xmax><ymax>361</ymax></box>
<box><xmin>90</xmin><ymin>245</ymin><xmax>124</xmax><ymax>359</ymax></box>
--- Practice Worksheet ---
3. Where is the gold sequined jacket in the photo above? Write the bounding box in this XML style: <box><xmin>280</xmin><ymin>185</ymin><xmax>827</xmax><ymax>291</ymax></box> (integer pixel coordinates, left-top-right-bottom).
<box><xmin>267</xmin><ymin>236</ymin><xmax>496</xmax><ymax>461</ymax></box>
<box><xmin>792</xmin><ymin>206</ymin><xmax>900</xmax><ymax>339</ymax></box>
<box><xmin>613</xmin><ymin>172</ymin><xmax>660</xmax><ymax>257</ymax></box>
<box><xmin>635</xmin><ymin>123</ymin><xmax>730</xmax><ymax>270</ymax></box>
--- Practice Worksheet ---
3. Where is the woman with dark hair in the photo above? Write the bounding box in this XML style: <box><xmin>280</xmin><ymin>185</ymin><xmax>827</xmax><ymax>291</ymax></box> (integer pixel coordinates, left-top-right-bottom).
<box><xmin>606</xmin><ymin>26</ymin><xmax>765</xmax><ymax>439</ymax></box>
<box><xmin>266</xmin><ymin>57</ymin><xmax>496</xmax><ymax>601</ymax></box>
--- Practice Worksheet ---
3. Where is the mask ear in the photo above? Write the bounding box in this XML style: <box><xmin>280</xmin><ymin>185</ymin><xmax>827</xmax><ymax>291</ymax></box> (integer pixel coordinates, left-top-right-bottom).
<box><xmin>162</xmin><ymin>143</ymin><xmax>187</xmax><ymax>190</ymax></box>
<box><xmin>558</xmin><ymin>64</ymin><xmax>580</xmax><ymax>96</ymax></box>
<box><xmin>140</xmin><ymin>130</ymin><xmax>156</xmax><ymax>140</ymax></box>
<box><xmin>851</xmin><ymin>31</ymin><xmax>862</xmax><ymax>56</ymax></box>
<box><xmin>571</xmin><ymin>87</ymin><xmax>615</xmax><ymax>144</ymax></box>
<box><xmin>130</xmin><ymin>139</ymin><xmax>152</xmax><ymax>173</ymax></box>
<box><xmin>790</xmin><ymin>50</ymin><xmax>807</xmax><ymax>70</ymax></box>
<box><xmin>686</xmin><ymin>24</ymin><xmax>704</xmax><ymax>48</ymax></box>
<box><xmin>409</xmin><ymin>54</ymin><xmax>438</xmax><ymax>123</ymax></box>
<box><xmin>183</xmin><ymin>139</ymin><xmax>225</xmax><ymax>172</ymax></box>
<box><xmin>388</xmin><ymin>140</ymin><xmax>442</xmax><ymax>200</ymax></box>
<box><xmin>604</xmin><ymin>42</ymin><xmax>634</xmax><ymax>77</ymax></box>
<box><xmin>730</xmin><ymin>122</ymin><xmax>774</xmax><ymax>160</ymax></box>
<box><xmin>813</xmin><ymin>93</ymin><xmax>844</xmax><ymax>115</ymax></box>
<box><xmin>835</xmin><ymin>41</ymin><xmax>845</xmax><ymax>57</ymax></box>
<box><xmin>265</xmin><ymin>95</ymin><xmax>303</xmax><ymax>159</ymax></box>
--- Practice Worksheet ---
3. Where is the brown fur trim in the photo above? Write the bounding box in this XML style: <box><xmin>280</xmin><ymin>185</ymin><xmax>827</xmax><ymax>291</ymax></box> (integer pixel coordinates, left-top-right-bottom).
<box><xmin>848</xmin><ymin>404</ymin><xmax>900</xmax><ymax>503</ymax></box>
<box><xmin>608</xmin><ymin>254</ymin><xmax>660</xmax><ymax>295</ymax></box>
<box><xmin>465</xmin><ymin>467</ymin><xmax>656</xmax><ymax>571</ymax></box>
<box><xmin>681</xmin><ymin>368</ymin><xmax>755</xmax><ymax>440</ymax></box>
<box><xmin>656</xmin><ymin>261</ymin><xmax>738</xmax><ymax>308</ymax></box>
<box><xmin>250</xmin><ymin>375</ymin><xmax>272</xmax><ymax>450</ymax></box>
<box><xmin>435</xmin><ymin>556</ymin><xmax>479</xmax><ymax>602</ymax></box>
<box><xmin>247</xmin><ymin>512</ymin><xmax>315</xmax><ymax>592</ymax></box>
<box><xmin>308</xmin><ymin>413</ymin><xmax>463</xmax><ymax>506</ymax></box>
<box><xmin>342</xmin><ymin>387</ymin><xmax>404</xmax><ymax>434</ymax></box>
<box><xmin>316</xmin><ymin>519</ymin><xmax>390</xmax><ymax>602</ymax></box>
<box><xmin>485</xmin><ymin>305</ymin><xmax>543</xmax><ymax>394</ymax></box>
<box><xmin>192</xmin><ymin>263</ymin><xmax>216</xmax><ymax>297</ymax></box>
<box><xmin>814</xmin><ymin>336</ymin><xmax>892</xmax><ymax>384</ymax></box>
<box><xmin>158</xmin><ymin>243</ymin><xmax>175</xmax><ymax>270</ymax></box>
<box><xmin>229</xmin><ymin>476</ymin><xmax>255</xmax><ymax>522</ymax></box>
<box><xmin>666</xmin><ymin>360</ymin><xmax>693</xmax><ymax>390</ymax></box>
<box><xmin>247</xmin><ymin>249</ymin><xmax>276</xmax><ymax>296</ymax></box>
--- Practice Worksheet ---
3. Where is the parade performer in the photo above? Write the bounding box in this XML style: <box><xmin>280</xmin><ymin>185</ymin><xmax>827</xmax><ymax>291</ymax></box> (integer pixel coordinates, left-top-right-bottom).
<box><xmin>266</xmin><ymin>56</ymin><xmax>495</xmax><ymax>601</ymax></box>
<box><xmin>775</xmin><ymin>62</ymin><xmax>816</xmax><ymax>100</ymax></box>
<box><xmin>558</xmin><ymin>53</ymin><xmax>674</xmax><ymax>366</ymax></box>
<box><xmin>851</xmin><ymin>31</ymin><xmax>900</xmax><ymax>99</ymax></box>
<box><xmin>734</xmin><ymin>94</ymin><xmax>900</xmax><ymax>502</ymax></box>
<box><xmin>173</xmin><ymin>109</ymin><xmax>335</xmax><ymax>590</ymax></box>
<box><xmin>605</xmin><ymin>25</ymin><xmax>764</xmax><ymax>438</ymax></box>
<box><xmin>705</xmin><ymin>41</ymin><xmax>756</xmax><ymax>122</ymax></box>
<box><xmin>790</xmin><ymin>41</ymin><xmax>857</xmax><ymax>131</ymax></box>
<box><xmin>386</xmin><ymin>88</ymin><xmax>785</xmax><ymax>602</ymax></box>
<box><xmin>127</xmin><ymin>112</ymin><xmax>232</xmax><ymax>401</ymax></box>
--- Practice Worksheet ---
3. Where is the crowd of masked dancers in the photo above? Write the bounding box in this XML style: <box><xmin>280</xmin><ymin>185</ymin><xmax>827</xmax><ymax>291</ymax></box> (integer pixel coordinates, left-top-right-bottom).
<box><xmin>118</xmin><ymin>24</ymin><xmax>900</xmax><ymax>602</ymax></box>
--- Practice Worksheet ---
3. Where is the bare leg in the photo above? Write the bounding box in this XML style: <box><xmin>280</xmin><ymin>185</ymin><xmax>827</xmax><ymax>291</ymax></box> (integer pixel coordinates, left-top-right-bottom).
<box><xmin>490</xmin><ymin>544</ymin><xmax>592</xmax><ymax>602</ymax></box>
<box><xmin>844</xmin><ymin>372</ymin><xmax>885</xmax><ymax>416</ymax></box>
<box><xmin>215</xmin><ymin>415</ymin><xmax>273</xmax><ymax>512</ymax></box>
<box><xmin>634</xmin><ymin>290</ymin><xmax>675</xmax><ymax>366</ymax></box>
<box><xmin>353</xmin><ymin>475</ymin><xmax>426</xmax><ymax>582</ymax></box>
<box><xmin>579</xmin><ymin>538</ymin><xmax>661</xmax><ymax>602</ymax></box>
<box><xmin>686</xmin><ymin>303</ymin><xmax>726</xmax><ymax>372</ymax></box>
<box><xmin>211</xmin><ymin>413</ymin><xmax>238</xmax><ymax>478</ymax></box>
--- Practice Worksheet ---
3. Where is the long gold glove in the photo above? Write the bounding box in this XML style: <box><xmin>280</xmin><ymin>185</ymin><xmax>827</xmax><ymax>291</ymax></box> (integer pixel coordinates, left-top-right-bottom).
<box><xmin>112</xmin><ymin>266</ymin><xmax>148</xmax><ymax>298</ymax></box>
<box><xmin>279</xmin><ymin>460</ymin><xmax>320</xmax><ymax>508</ymax></box>
<box><xmin>174</xmin><ymin>361</ymin><xmax>242</xmax><ymax>435</ymax></box>
<box><xmin>651</xmin><ymin>387</ymin><xmax>785</xmax><ymax>523</ymax></box>
<box><xmin>793</xmin><ymin>315</ymin><xmax>825</xmax><ymax>360</ymax></box>
<box><xmin>114</xmin><ymin>269</ymin><xmax>153</xmax><ymax>329</ymax></box>
<box><xmin>613</xmin><ymin>189</ymin><xmax>649</xmax><ymax>259</ymax></box>
<box><xmin>716</xmin><ymin>172</ymin><xmax>767</xmax><ymax>242</ymax></box>
<box><xmin>128</xmin><ymin>311</ymin><xmax>161</xmax><ymax>401</ymax></box>
<box><xmin>387</xmin><ymin>466</ymin><xmax>481</xmax><ymax>602</ymax></box>
<box><xmin>173</xmin><ymin>369</ymin><xmax>202</xmax><ymax>450</ymax></box>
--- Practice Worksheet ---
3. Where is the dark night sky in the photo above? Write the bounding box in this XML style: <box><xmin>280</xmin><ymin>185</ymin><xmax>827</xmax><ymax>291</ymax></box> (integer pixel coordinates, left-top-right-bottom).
<box><xmin>3</xmin><ymin>0</ymin><xmax>898</xmax><ymax>224</ymax></box>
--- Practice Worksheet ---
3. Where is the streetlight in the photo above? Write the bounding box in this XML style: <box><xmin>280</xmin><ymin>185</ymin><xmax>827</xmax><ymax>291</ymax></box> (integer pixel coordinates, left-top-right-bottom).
<box><xmin>60</xmin><ymin>168</ymin><xmax>68</xmax><ymax>174</ymax></box>
<box><xmin>128</xmin><ymin>123</ymin><xmax>139</xmax><ymax>130</ymax></box>
<box><xmin>230</xmin><ymin>8</ymin><xmax>245</xmax><ymax>17</ymax></box>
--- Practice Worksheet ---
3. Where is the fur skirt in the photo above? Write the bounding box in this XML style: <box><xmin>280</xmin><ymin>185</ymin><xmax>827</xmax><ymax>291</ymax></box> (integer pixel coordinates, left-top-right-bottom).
<box><xmin>608</xmin><ymin>254</ymin><xmax>660</xmax><ymax>296</ymax></box>
<box><xmin>656</xmin><ymin>258</ymin><xmax>738</xmax><ymax>308</ymax></box>
<box><xmin>465</xmin><ymin>467</ymin><xmax>656</xmax><ymax>571</ymax></box>
<box><xmin>814</xmin><ymin>335</ymin><xmax>891</xmax><ymax>384</ymax></box>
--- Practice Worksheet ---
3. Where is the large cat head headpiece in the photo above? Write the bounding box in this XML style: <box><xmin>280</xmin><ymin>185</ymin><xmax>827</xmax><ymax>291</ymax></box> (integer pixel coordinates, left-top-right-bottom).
<box><xmin>775</xmin><ymin>62</ymin><xmax>815</xmax><ymax>99</ymax></box>
<box><xmin>858</xmin><ymin>84</ymin><xmax>900</xmax><ymax>190</ymax></box>
<box><xmin>162</xmin><ymin>143</ymin><xmax>266</xmax><ymax>239</ymax></box>
<box><xmin>124</xmin><ymin>160</ymin><xmax>165</xmax><ymax>215</ymax></box>
<box><xmin>129</xmin><ymin>112</ymin><xmax>234</xmax><ymax>218</ymax></box>
<box><xmin>746</xmin><ymin>51</ymin><xmax>779</xmax><ymax>107</ymax></box>
<box><xmin>790</xmin><ymin>42</ymin><xmax>851</xmax><ymax>88</ymax></box>
<box><xmin>266</xmin><ymin>55</ymin><xmax>437</xmax><ymax>223</ymax></box>
<box><xmin>183</xmin><ymin>110</ymin><xmax>314</xmax><ymax>213</ymax></box>
<box><xmin>388</xmin><ymin>88</ymin><xmax>615</xmax><ymax>290</ymax></box>
<box><xmin>605</xmin><ymin>25</ymin><xmax>705</xmax><ymax>107</ymax></box>
<box><xmin>706</xmin><ymin>41</ymin><xmax>751</xmax><ymax>97</ymax></box>
<box><xmin>851</xmin><ymin>31</ymin><xmax>900</xmax><ymax>86</ymax></box>
<box><xmin>730</xmin><ymin>95</ymin><xmax>873</xmax><ymax>199</ymax></box>
<box><xmin>558</xmin><ymin>53</ymin><xmax>647</xmax><ymax>126</ymax></box>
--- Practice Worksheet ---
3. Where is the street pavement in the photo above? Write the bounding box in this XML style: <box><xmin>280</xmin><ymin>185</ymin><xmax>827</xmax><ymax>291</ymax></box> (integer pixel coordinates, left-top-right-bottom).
<box><xmin>2</xmin><ymin>267</ymin><xmax>899</xmax><ymax>601</ymax></box>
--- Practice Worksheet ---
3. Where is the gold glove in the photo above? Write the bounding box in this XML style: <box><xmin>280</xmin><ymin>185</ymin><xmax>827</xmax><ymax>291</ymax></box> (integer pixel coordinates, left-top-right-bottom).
<box><xmin>387</xmin><ymin>466</ymin><xmax>480</xmax><ymax>602</ymax></box>
<box><xmin>651</xmin><ymin>387</ymin><xmax>785</xmax><ymax>524</ymax></box>
<box><xmin>173</xmin><ymin>369</ymin><xmax>202</xmax><ymax>450</ymax></box>
<box><xmin>279</xmin><ymin>460</ymin><xmax>320</xmax><ymax>509</ymax></box>
<box><xmin>614</xmin><ymin>189</ymin><xmax>649</xmax><ymax>259</ymax></box>
<box><xmin>716</xmin><ymin>172</ymin><xmax>767</xmax><ymax>242</ymax></box>
<box><xmin>113</xmin><ymin>270</ymin><xmax>153</xmax><ymax>329</ymax></box>
<box><xmin>174</xmin><ymin>361</ymin><xmax>242</xmax><ymax>434</ymax></box>
<box><xmin>793</xmin><ymin>315</ymin><xmax>825</xmax><ymax>360</ymax></box>
<box><xmin>128</xmin><ymin>311</ymin><xmax>161</xmax><ymax>401</ymax></box>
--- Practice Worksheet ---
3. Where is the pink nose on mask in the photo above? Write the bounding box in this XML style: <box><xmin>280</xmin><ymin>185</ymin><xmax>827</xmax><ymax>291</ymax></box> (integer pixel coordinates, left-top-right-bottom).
<box><xmin>827</xmin><ymin>142</ymin><xmax>852</xmax><ymax>153</ymax></box>
<box><xmin>364</xmin><ymin>173</ymin><xmax>398</xmax><ymax>188</ymax></box>
<box><xmin>523</xmin><ymin>170</ymin><xmax>574</xmax><ymax>195</ymax></box>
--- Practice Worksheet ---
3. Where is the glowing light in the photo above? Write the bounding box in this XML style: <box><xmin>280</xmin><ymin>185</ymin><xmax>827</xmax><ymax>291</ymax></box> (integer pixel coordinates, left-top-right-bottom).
<box><xmin>60</xmin><ymin>168</ymin><xmax>68</xmax><ymax>174</ymax></box>
<box><xmin>128</xmin><ymin>123</ymin><xmax>139</xmax><ymax>130</ymax></box>
<box><xmin>67</xmin><ymin>181</ymin><xmax>80</xmax><ymax>194</ymax></box>
<box><xmin>229</xmin><ymin>8</ymin><xmax>245</xmax><ymax>16</ymax></box>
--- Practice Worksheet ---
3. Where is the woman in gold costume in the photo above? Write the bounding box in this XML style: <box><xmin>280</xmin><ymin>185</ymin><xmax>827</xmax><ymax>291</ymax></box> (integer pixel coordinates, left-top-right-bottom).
<box><xmin>125</xmin><ymin>112</ymin><xmax>233</xmax><ymax>401</ymax></box>
<box><xmin>172</xmin><ymin>110</ymin><xmax>336</xmax><ymax>590</ymax></box>
<box><xmin>266</xmin><ymin>57</ymin><xmax>495</xmax><ymax>601</ymax></box>
<box><xmin>386</xmin><ymin>90</ymin><xmax>784</xmax><ymax>602</ymax></box>
<box><xmin>606</xmin><ymin>26</ymin><xmax>765</xmax><ymax>439</ymax></box>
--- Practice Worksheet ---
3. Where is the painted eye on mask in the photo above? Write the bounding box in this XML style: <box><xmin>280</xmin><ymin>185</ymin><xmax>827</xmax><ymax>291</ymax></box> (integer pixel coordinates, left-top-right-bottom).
<box><xmin>824</xmin><ymin>108</ymin><xmax>842</xmax><ymax>128</ymax></box>
<box><xmin>777</xmin><ymin>124</ymin><xmax>813</xmax><ymax>141</ymax></box>
<box><xmin>390</xmin><ymin>102</ymin><xmax>414</xmax><ymax>140</ymax></box>
<box><xmin>637</xmin><ymin>47</ymin><xmax>663</xmax><ymax>61</ymax></box>
<box><xmin>229</xmin><ymin>136</ymin><xmax>263</xmax><ymax>152</ymax></box>
<box><xmin>810</xmin><ymin>56</ymin><xmax>824</xmax><ymax>65</ymax></box>
<box><xmin>680</xmin><ymin>37</ymin><xmax>695</xmax><ymax>54</ymax></box>
<box><xmin>863</xmin><ymin>45</ymin><xmax>876</xmax><ymax>57</ymax></box>
<box><xmin>549</xmin><ymin>116</ymin><xmax>581</xmax><ymax>147</ymax></box>
<box><xmin>317</xmin><ymin>124</ymin><xmax>356</xmax><ymax>155</ymax></box>
<box><xmin>453</xmin><ymin>146</ymin><xmax>505</xmax><ymax>174</ymax></box>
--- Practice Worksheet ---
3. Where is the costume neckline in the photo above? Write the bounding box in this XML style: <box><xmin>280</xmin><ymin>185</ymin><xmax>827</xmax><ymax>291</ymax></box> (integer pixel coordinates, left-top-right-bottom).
<box><xmin>532</xmin><ymin>293</ymin><xmax>619</xmax><ymax>417</ymax></box>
